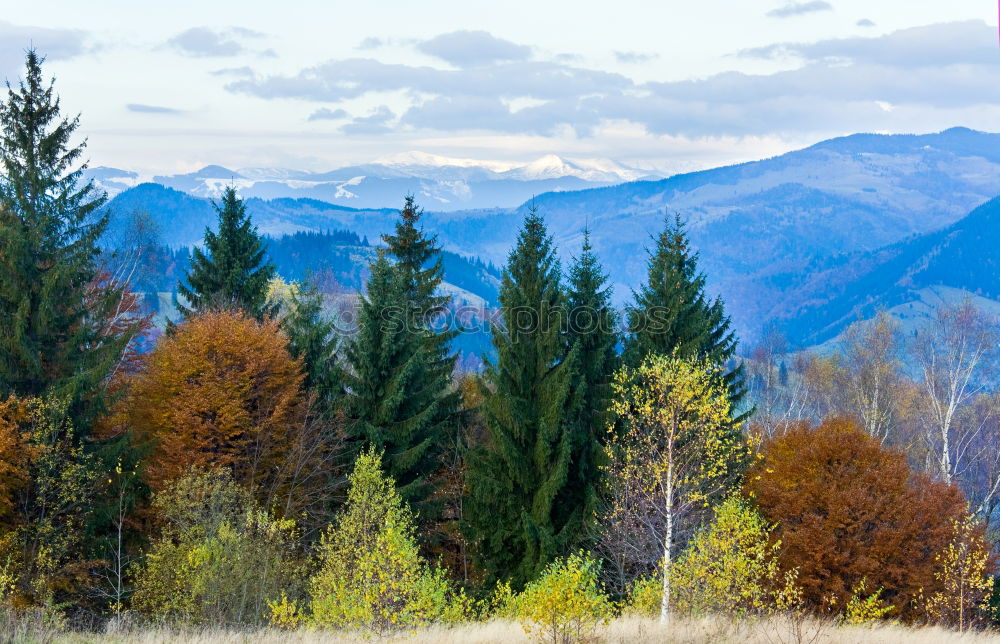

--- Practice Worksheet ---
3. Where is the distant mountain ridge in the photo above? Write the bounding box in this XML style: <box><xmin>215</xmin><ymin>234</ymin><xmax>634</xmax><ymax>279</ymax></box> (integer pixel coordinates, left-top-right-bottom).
<box><xmin>100</xmin><ymin>127</ymin><xmax>1000</xmax><ymax>347</ymax></box>
<box><xmin>86</xmin><ymin>153</ymin><xmax>656</xmax><ymax>211</ymax></box>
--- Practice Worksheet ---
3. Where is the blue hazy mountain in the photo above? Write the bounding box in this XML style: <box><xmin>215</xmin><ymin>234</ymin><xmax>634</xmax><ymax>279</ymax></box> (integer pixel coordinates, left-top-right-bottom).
<box><xmin>90</xmin><ymin>154</ymin><xmax>654</xmax><ymax>212</ymax></box>
<box><xmin>765</xmin><ymin>196</ymin><xmax>1000</xmax><ymax>347</ymax></box>
<box><xmin>101</xmin><ymin>128</ymin><xmax>1000</xmax><ymax>346</ymax></box>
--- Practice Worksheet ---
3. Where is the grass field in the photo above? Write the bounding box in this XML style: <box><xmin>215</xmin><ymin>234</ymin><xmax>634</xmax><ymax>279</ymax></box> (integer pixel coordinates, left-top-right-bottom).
<box><xmin>26</xmin><ymin>616</ymin><xmax>1000</xmax><ymax>644</ymax></box>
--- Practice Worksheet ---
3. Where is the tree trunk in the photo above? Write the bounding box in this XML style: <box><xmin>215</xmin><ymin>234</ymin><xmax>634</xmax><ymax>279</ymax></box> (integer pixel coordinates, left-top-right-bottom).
<box><xmin>660</xmin><ymin>457</ymin><xmax>673</xmax><ymax>624</ymax></box>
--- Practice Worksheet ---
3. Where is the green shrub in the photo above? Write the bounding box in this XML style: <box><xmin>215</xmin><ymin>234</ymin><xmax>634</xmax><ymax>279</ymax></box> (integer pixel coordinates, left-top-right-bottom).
<box><xmin>131</xmin><ymin>468</ymin><xmax>302</xmax><ymax>626</ymax></box>
<box><xmin>308</xmin><ymin>449</ymin><xmax>466</xmax><ymax>635</ymax></box>
<box><xmin>627</xmin><ymin>495</ymin><xmax>799</xmax><ymax>619</ymax></box>
<box><xmin>516</xmin><ymin>552</ymin><xmax>613</xmax><ymax>644</ymax></box>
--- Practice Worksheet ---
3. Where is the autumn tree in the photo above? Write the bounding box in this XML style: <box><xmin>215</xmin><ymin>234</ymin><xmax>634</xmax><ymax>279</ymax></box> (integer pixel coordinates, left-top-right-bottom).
<box><xmin>131</xmin><ymin>468</ymin><xmax>302</xmax><ymax>626</ymax></box>
<box><xmin>627</xmin><ymin>495</ymin><xmax>797</xmax><ymax>619</ymax></box>
<box><xmin>0</xmin><ymin>396</ymin><xmax>100</xmax><ymax>607</ymax></box>
<box><xmin>308</xmin><ymin>449</ymin><xmax>462</xmax><ymax>635</ymax></box>
<box><xmin>838</xmin><ymin>312</ymin><xmax>908</xmax><ymax>445</ymax></box>
<box><xmin>127</xmin><ymin>311</ymin><xmax>316</xmax><ymax>510</ymax></box>
<box><xmin>746</xmin><ymin>417</ymin><xmax>973</xmax><ymax>622</ymax></box>
<box><xmin>921</xmin><ymin>513</ymin><xmax>995</xmax><ymax>631</ymax></box>
<box><xmin>912</xmin><ymin>301</ymin><xmax>999</xmax><ymax>484</ymax></box>
<box><xmin>600</xmin><ymin>354</ymin><xmax>750</xmax><ymax>623</ymax></box>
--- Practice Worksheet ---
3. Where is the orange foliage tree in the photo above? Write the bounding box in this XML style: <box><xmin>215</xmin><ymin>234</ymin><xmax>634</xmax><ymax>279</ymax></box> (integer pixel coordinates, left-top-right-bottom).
<box><xmin>128</xmin><ymin>311</ymin><xmax>306</xmax><ymax>502</ymax></box>
<box><xmin>745</xmin><ymin>417</ymin><xmax>986</xmax><ymax>622</ymax></box>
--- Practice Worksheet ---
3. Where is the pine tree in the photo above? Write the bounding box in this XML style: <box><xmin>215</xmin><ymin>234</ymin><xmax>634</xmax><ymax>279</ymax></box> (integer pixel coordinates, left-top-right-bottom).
<box><xmin>0</xmin><ymin>50</ymin><xmax>136</xmax><ymax>426</ymax></box>
<box><xmin>343</xmin><ymin>197</ymin><xmax>459</xmax><ymax>519</ymax></box>
<box><xmin>381</xmin><ymin>195</ymin><xmax>459</xmax><ymax>430</ymax></box>
<box><xmin>464</xmin><ymin>207</ymin><xmax>583</xmax><ymax>589</ymax></box>
<box><xmin>562</xmin><ymin>229</ymin><xmax>618</xmax><ymax>534</ymax></box>
<box><xmin>282</xmin><ymin>278</ymin><xmax>342</xmax><ymax>407</ymax></box>
<box><xmin>177</xmin><ymin>186</ymin><xmax>275</xmax><ymax>319</ymax></box>
<box><xmin>623</xmin><ymin>214</ymin><xmax>747</xmax><ymax>416</ymax></box>
<box><xmin>343</xmin><ymin>254</ymin><xmax>451</xmax><ymax>517</ymax></box>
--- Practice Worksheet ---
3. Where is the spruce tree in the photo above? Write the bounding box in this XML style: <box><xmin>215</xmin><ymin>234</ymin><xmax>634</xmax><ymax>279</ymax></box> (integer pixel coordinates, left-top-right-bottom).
<box><xmin>343</xmin><ymin>254</ymin><xmax>452</xmax><ymax>518</ymax></box>
<box><xmin>0</xmin><ymin>50</ymin><xmax>136</xmax><ymax>426</ymax></box>
<box><xmin>562</xmin><ymin>229</ymin><xmax>618</xmax><ymax>531</ymax></box>
<box><xmin>623</xmin><ymin>213</ymin><xmax>747</xmax><ymax>416</ymax></box>
<box><xmin>464</xmin><ymin>207</ymin><xmax>583</xmax><ymax>588</ymax></box>
<box><xmin>343</xmin><ymin>197</ymin><xmax>459</xmax><ymax>519</ymax></box>
<box><xmin>177</xmin><ymin>186</ymin><xmax>275</xmax><ymax>319</ymax></box>
<box><xmin>381</xmin><ymin>195</ymin><xmax>459</xmax><ymax>425</ymax></box>
<box><xmin>282</xmin><ymin>278</ymin><xmax>342</xmax><ymax>407</ymax></box>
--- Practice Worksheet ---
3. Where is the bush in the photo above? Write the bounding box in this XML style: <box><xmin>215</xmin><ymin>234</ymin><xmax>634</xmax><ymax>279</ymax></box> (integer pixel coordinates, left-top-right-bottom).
<box><xmin>515</xmin><ymin>552</ymin><xmax>613</xmax><ymax>644</ymax></box>
<box><xmin>308</xmin><ymin>449</ymin><xmax>466</xmax><ymax>635</ymax></box>
<box><xmin>131</xmin><ymin>468</ymin><xmax>302</xmax><ymax>626</ymax></box>
<box><xmin>626</xmin><ymin>496</ymin><xmax>799</xmax><ymax>619</ymax></box>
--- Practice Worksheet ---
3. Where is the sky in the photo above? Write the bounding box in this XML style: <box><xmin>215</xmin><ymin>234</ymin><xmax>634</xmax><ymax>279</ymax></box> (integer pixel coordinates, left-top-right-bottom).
<box><xmin>1</xmin><ymin>0</ymin><xmax>998</xmax><ymax>175</ymax></box>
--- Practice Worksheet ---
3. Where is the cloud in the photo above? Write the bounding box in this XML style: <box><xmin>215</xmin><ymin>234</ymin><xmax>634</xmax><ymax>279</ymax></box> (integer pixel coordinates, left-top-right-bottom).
<box><xmin>341</xmin><ymin>106</ymin><xmax>395</xmax><ymax>135</ymax></box>
<box><xmin>307</xmin><ymin>107</ymin><xmax>348</xmax><ymax>121</ymax></box>
<box><xmin>224</xmin><ymin>21</ymin><xmax>1000</xmax><ymax>140</ymax></box>
<box><xmin>0</xmin><ymin>21</ymin><xmax>89</xmax><ymax>82</ymax></box>
<box><xmin>209</xmin><ymin>66</ymin><xmax>255</xmax><ymax>78</ymax></box>
<box><xmin>168</xmin><ymin>27</ymin><xmax>271</xmax><ymax>58</ymax></box>
<box><xmin>127</xmin><ymin>103</ymin><xmax>183</xmax><ymax>114</ymax></box>
<box><xmin>615</xmin><ymin>51</ymin><xmax>659</xmax><ymax>64</ymax></box>
<box><xmin>357</xmin><ymin>37</ymin><xmax>382</xmax><ymax>50</ymax></box>
<box><xmin>856</xmin><ymin>18</ymin><xmax>875</xmax><ymax>28</ymax></box>
<box><xmin>416</xmin><ymin>30</ymin><xmax>531</xmax><ymax>67</ymax></box>
<box><xmin>767</xmin><ymin>1</ymin><xmax>833</xmax><ymax>18</ymax></box>
<box><xmin>741</xmin><ymin>21</ymin><xmax>995</xmax><ymax>68</ymax></box>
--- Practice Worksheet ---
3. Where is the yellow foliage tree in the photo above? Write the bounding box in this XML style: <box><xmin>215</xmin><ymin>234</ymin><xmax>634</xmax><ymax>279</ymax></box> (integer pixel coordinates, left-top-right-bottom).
<box><xmin>515</xmin><ymin>552</ymin><xmax>613</xmax><ymax>644</ymax></box>
<box><xmin>308</xmin><ymin>449</ymin><xmax>466</xmax><ymax>635</ymax></box>
<box><xmin>131</xmin><ymin>468</ymin><xmax>302</xmax><ymax>626</ymax></box>
<box><xmin>627</xmin><ymin>495</ymin><xmax>795</xmax><ymax>618</ymax></box>
<box><xmin>921</xmin><ymin>514</ymin><xmax>995</xmax><ymax>631</ymax></box>
<box><xmin>602</xmin><ymin>354</ymin><xmax>751</xmax><ymax>623</ymax></box>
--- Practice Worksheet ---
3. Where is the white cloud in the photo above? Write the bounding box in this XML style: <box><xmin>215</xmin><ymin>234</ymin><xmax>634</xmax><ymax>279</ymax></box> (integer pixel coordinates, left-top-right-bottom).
<box><xmin>767</xmin><ymin>1</ymin><xmax>833</xmax><ymax>18</ymax></box>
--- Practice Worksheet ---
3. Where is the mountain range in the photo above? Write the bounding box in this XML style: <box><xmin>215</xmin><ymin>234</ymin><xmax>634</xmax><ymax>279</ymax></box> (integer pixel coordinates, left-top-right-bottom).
<box><xmin>87</xmin><ymin>154</ymin><xmax>656</xmax><ymax>211</ymax></box>
<box><xmin>100</xmin><ymin>127</ymin><xmax>1000</xmax><ymax>351</ymax></box>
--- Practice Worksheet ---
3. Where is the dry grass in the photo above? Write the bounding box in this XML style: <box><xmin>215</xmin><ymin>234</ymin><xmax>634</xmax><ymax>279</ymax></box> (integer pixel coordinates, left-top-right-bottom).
<box><xmin>40</xmin><ymin>616</ymin><xmax>1000</xmax><ymax>644</ymax></box>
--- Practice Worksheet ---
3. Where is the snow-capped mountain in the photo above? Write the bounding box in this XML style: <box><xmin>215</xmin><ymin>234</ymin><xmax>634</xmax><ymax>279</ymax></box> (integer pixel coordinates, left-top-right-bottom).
<box><xmin>86</xmin><ymin>154</ymin><xmax>658</xmax><ymax>210</ymax></box>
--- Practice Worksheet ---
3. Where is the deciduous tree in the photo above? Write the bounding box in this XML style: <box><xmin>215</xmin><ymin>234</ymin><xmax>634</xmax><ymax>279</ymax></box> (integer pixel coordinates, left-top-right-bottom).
<box><xmin>746</xmin><ymin>417</ymin><xmax>972</xmax><ymax>622</ymax></box>
<box><xmin>600</xmin><ymin>354</ymin><xmax>749</xmax><ymax>623</ymax></box>
<box><xmin>128</xmin><ymin>311</ymin><xmax>306</xmax><ymax>505</ymax></box>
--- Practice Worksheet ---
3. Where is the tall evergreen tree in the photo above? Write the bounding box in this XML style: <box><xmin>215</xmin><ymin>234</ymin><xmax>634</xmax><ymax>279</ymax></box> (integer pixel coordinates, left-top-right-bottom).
<box><xmin>0</xmin><ymin>50</ymin><xmax>136</xmax><ymax>426</ymax></box>
<box><xmin>343</xmin><ymin>253</ymin><xmax>450</xmax><ymax>516</ymax></box>
<box><xmin>623</xmin><ymin>214</ymin><xmax>747</xmax><ymax>416</ymax></box>
<box><xmin>343</xmin><ymin>196</ymin><xmax>459</xmax><ymax>518</ymax></box>
<box><xmin>562</xmin><ymin>229</ymin><xmax>618</xmax><ymax>531</ymax></box>
<box><xmin>381</xmin><ymin>195</ymin><xmax>459</xmax><ymax>425</ymax></box>
<box><xmin>282</xmin><ymin>278</ymin><xmax>342</xmax><ymax>407</ymax></box>
<box><xmin>177</xmin><ymin>186</ymin><xmax>275</xmax><ymax>319</ymax></box>
<box><xmin>464</xmin><ymin>207</ymin><xmax>583</xmax><ymax>589</ymax></box>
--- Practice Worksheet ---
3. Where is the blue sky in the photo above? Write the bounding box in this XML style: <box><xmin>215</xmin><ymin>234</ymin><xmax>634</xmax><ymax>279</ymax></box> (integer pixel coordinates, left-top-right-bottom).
<box><xmin>1</xmin><ymin>0</ymin><xmax>997</xmax><ymax>174</ymax></box>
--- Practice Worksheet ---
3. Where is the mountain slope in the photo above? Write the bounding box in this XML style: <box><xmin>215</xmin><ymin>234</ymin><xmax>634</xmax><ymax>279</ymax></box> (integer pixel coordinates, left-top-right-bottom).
<box><xmin>767</xmin><ymin>196</ymin><xmax>1000</xmax><ymax>346</ymax></box>
<box><xmin>102</xmin><ymin>128</ymin><xmax>1000</xmax><ymax>345</ymax></box>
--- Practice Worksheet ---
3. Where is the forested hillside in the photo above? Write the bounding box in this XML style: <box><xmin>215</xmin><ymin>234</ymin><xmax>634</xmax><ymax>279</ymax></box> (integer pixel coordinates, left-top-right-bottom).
<box><xmin>3</xmin><ymin>50</ymin><xmax>1000</xmax><ymax>644</ymax></box>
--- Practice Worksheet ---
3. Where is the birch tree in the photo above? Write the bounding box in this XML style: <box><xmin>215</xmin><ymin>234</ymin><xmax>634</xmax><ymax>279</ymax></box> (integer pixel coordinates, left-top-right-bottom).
<box><xmin>912</xmin><ymin>301</ymin><xmax>998</xmax><ymax>484</ymax></box>
<box><xmin>601</xmin><ymin>354</ymin><xmax>749</xmax><ymax>624</ymax></box>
